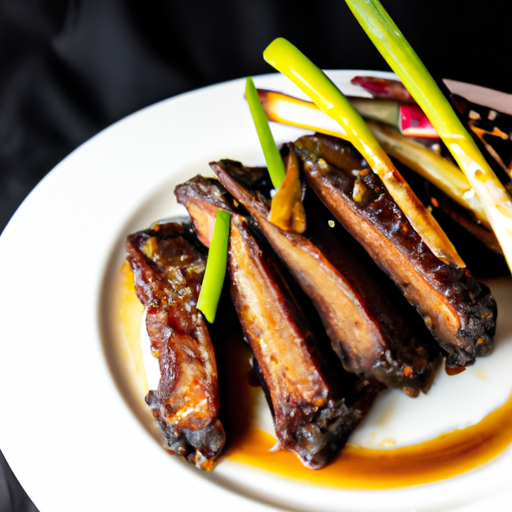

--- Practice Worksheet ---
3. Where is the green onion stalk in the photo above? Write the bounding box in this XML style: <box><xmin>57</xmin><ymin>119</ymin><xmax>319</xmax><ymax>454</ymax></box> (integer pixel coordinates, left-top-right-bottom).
<box><xmin>345</xmin><ymin>0</ymin><xmax>512</xmax><ymax>272</ymax></box>
<box><xmin>255</xmin><ymin>88</ymin><xmax>488</xmax><ymax>227</ymax></box>
<box><xmin>196</xmin><ymin>209</ymin><xmax>231</xmax><ymax>323</ymax></box>
<box><xmin>246</xmin><ymin>76</ymin><xmax>306</xmax><ymax>232</ymax></box>
<box><xmin>245</xmin><ymin>76</ymin><xmax>286</xmax><ymax>189</ymax></box>
<box><xmin>263</xmin><ymin>37</ymin><xmax>464</xmax><ymax>268</ymax></box>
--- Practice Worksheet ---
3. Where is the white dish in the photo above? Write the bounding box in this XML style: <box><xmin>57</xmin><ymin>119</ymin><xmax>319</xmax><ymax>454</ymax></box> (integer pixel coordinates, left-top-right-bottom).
<box><xmin>0</xmin><ymin>71</ymin><xmax>511</xmax><ymax>512</ymax></box>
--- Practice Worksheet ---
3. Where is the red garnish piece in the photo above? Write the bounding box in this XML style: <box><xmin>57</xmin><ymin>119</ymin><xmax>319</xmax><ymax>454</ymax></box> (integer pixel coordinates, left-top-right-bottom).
<box><xmin>351</xmin><ymin>76</ymin><xmax>414</xmax><ymax>102</ymax></box>
<box><xmin>400</xmin><ymin>104</ymin><xmax>438</xmax><ymax>138</ymax></box>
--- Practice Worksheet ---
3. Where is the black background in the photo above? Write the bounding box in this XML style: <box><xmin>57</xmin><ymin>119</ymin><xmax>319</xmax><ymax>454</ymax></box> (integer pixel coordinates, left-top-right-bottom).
<box><xmin>2</xmin><ymin>0</ymin><xmax>512</xmax><ymax>235</ymax></box>
<box><xmin>1</xmin><ymin>1</ymin><xmax>511</xmax><ymax>510</ymax></box>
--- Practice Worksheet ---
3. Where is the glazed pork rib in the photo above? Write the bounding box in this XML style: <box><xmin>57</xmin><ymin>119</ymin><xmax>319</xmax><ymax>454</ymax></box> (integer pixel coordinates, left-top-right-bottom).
<box><xmin>294</xmin><ymin>133</ymin><xmax>497</xmax><ymax>370</ymax></box>
<box><xmin>176</xmin><ymin>176</ymin><xmax>378</xmax><ymax>469</ymax></box>
<box><xmin>126</xmin><ymin>222</ymin><xmax>225</xmax><ymax>470</ymax></box>
<box><xmin>210</xmin><ymin>159</ymin><xmax>438</xmax><ymax>396</ymax></box>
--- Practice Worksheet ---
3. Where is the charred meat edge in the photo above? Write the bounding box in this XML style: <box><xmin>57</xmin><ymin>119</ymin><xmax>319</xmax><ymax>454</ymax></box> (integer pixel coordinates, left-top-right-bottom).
<box><xmin>210</xmin><ymin>159</ymin><xmax>436</xmax><ymax>396</ymax></box>
<box><xmin>176</xmin><ymin>176</ymin><xmax>378</xmax><ymax>468</ymax></box>
<box><xmin>295</xmin><ymin>134</ymin><xmax>497</xmax><ymax>370</ymax></box>
<box><xmin>126</xmin><ymin>222</ymin><xmax>225</xmax><ymax>470</ymax></box>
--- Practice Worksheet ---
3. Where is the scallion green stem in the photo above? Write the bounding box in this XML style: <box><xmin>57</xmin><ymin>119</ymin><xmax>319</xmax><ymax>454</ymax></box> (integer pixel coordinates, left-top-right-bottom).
<box><xmin>345</xmin><ymin>0</ymin><xmax>512</xmax><ymax>272</ymax></box>
<box><xmin>196</xmin><ymin>209</ymin><xmax>230</xmax><ymax>323</ymax></box>
<box><xmin>263</xmin><ymin>37</ymin><xmax>464</xmax><ymax>268</ymax></box>
<box><xmin>245</xmin><ymin>76</ymin><xmax>286</xmax><ymax>188</ymax></box>
<box><xmin>256</xmin><ymin>87</ymin><xmax>489</xmax><ymax>227</ymax></box>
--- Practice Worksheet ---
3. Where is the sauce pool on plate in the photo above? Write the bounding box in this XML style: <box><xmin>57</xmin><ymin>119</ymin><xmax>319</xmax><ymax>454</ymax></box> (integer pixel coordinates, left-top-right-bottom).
<box><xmin>226</xmin><ymin>392</ymin><xmax>512</xmax><ymax>489</ymax></box>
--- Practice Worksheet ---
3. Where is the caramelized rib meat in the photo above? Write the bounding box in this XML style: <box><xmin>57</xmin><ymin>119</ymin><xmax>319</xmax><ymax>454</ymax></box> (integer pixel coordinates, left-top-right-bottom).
<box><xmin>304</xmin><ymin>191</ymin><xmax>440</xmax><ymax>391</ymax></box>
<box><xmin>210</xmin><ymin>162</ymin><xmax>437</xmax><ymax>396</ymax></box>
<box><xmin>176</xmin><ymin>177</ymin><xmax>378</xmax><ymax>468</ymax></box>
<box><xmin>126</xmin><ymin>222</ymin><xmax>225</xmax><ymax>469</ymax></box>
<box><xmin>295</xmin><ymin>134</ymin><xmax>497</xmax><ymax>369</ymax></box>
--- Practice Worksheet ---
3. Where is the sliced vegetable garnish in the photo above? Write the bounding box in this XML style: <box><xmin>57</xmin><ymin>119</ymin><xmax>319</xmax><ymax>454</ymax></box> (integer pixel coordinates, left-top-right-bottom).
<box><xmin>352</xmin><ymin>77</ymin><xmax>438</xmax><ymax>137</ymax></box>
<box><xmin>196</xmin><ymin>209</ymin><xmax>231</xmax><ymax>323</ymax></box>
<box><xmin>258</xmin><ymin>88</ymin><xmax>400</xmax><ymax>132</ymax></box>
<box><xmin>400</xmin><ymin>104</ymin><xmax>437</xmax><ymax>138</ymax></box>
<box><xmin>345</xmin><ymin>0</ymin><xmax>512</xmax><ymax>272</ymax></box>
<box><xmin>349</xmin><ymin>97</ymin><xmax>400</xmax><ymax>128</ymax></box>
<box><xmin>269</xmin><ymin>145</ymin><xmax>307</xmax><ymax>233</ymax></box>
<box><xmin>245</xmin><ymin>76</ymin><xmax>286</xmax><ymax>188</ymax></box>
<box><xmin>263</xmin><ymin>38</ymin><xmax>464</xmax><ymax>267</ymax></box>
<box><xmin>351</xmin><ymin>75</ymin><xmax>414</xmax><ymax>102</ymax></box>
<box><xmin>257</xmin><ymin>88</ymin><xmax>489</xmax><ymax>227</ymax></box>
<box><xmin>257</xmin><ymin>88</ymin><xmax>345</xmax><ymax>135</ymax></box>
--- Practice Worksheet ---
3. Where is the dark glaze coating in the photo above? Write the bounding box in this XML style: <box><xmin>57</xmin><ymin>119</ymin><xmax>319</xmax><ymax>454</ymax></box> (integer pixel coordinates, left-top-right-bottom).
<box><xmin>295</xmin><ymin>134</ymin><xmax>497</xmax><ymax>369</ymax></box>
<box><xmin>211</xmin><ymin>162</ymin><xmax>437</xmax><ymax>396</ymax></box>
<box><xmin>304</xmin><ymin>191</ymin><xmax>440</xmax><ymax>391</ymax></box>
<box><xmin>176</xmin><ymin>176</ymin><xmax>379</xmax><ymax>468</ymax></box>
<box><xmin>126</xmin><ymin>222</ymin><xmax>225</xmax><ymax>470</ymax></box>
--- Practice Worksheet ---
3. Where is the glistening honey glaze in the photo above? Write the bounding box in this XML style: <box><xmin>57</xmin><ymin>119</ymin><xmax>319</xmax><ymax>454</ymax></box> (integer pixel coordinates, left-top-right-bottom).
<box><xmin>118</xmin><ymin>262</ymin><xmax>512</xmax><ymax>489</ymax></box>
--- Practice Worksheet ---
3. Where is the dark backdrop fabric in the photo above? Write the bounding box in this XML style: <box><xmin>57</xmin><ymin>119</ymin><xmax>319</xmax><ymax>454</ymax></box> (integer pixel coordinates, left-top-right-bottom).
<box><xmin>2</xmin><ymin>0</ymin><xmax>512</xmax><ymax>235</ymax></box>
<box><xmin>0</xmin><ymin>1</ymin><xmax>511</xmax><ymax>510</ymax></box>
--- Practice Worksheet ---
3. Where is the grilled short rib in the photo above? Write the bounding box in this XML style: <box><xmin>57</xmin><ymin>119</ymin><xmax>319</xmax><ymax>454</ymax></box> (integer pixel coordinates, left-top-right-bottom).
<box><xmin>295</xmin><ymin>133</ymin><xmax>497</xmax><ymax>371</ymax></box>
<box><xmin>126</xmin><ymin>222</ymin><xmax>225</xmax><ymax>469</ymax></box>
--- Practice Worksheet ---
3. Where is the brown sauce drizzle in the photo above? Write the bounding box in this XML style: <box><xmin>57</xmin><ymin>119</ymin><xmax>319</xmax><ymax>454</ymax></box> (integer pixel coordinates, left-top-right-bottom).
<box><xmin>226</xmin><ymin>390</ymin><xmax>512</xmax><ymax>489</ymax></box>
<box><xmin>118</xmin><ymin>262</ymin><xmax>512</xmax><ymax>490</ymax></box>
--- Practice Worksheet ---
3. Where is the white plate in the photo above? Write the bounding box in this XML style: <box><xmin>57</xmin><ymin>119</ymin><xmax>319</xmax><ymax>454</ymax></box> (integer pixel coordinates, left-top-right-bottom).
<box><xmin>1</xmin><ymin>71</ymin><xmax>511</xmax><ymax>512</ymax></box>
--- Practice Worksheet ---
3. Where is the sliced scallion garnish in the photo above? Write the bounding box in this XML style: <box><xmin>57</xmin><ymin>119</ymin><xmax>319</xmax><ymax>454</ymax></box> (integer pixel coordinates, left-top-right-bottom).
<box><xmin>255</xmin><ymin>88</ymin><xmax>488</xmax><ymax>227</ymax></box>
<box><xmin>263</xmin><ymin>37</ymin><xmax>464</xmax><ymax>268</ymax></box>
<box><xmin>245</xmin><ymin>76</ymin><xmax>286</xmax><ymax>189</ymax></box>
<box><xmin>196</xmin><ymin>209</ymin><xmax>231</xmax><ymax>323</ymax></box>
<box><xmin>345</xmin><ymin>0</ymin><xmax>512</xmax><ymax>272</ymax></box>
